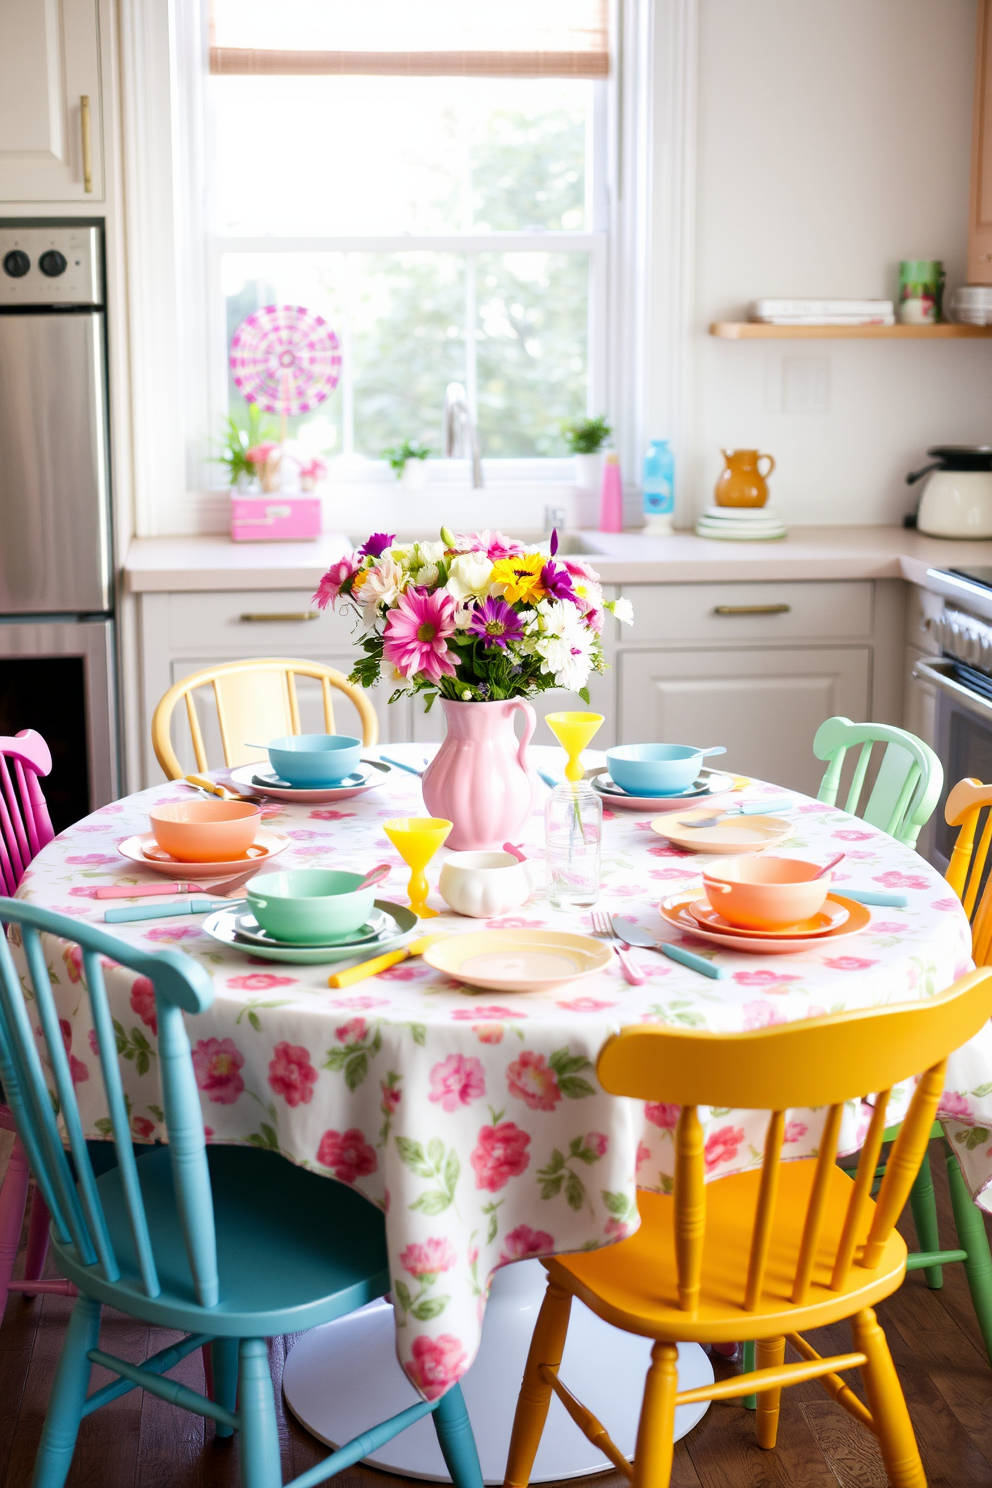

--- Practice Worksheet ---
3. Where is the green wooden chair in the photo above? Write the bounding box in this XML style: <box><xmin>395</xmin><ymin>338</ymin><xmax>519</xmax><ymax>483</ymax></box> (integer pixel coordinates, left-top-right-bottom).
<box><xmin>0</xmin><ymin>900</ymin><xmax>485</xmax><ymax>1488</ymax></box>
<box><xmin>812</xmin><ymin>716</ymin><xmax>944</xmax><ymax>849</ymax></box>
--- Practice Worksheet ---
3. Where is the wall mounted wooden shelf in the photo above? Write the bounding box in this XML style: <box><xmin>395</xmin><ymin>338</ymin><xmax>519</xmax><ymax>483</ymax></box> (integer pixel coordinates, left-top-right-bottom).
<box><xmin>710</xmin><ymin>322</ymin><xmax>992</xmax><ymax>339</ymax></box>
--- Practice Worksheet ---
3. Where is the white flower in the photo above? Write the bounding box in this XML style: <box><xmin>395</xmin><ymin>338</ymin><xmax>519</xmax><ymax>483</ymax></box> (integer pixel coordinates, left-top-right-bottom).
<box><xmin>413</xmin><ymin>540</ymin><xmax>446</xmax><ymax>568</ymax></box>
<box><xmin>538</xmin><ymin>626</ymin><xmax>595</xmax><ymax>691</ymax></box>
<box><xmin>445</xmin><ymin>552</ymin><xmax>493</xmax><ymax>604</ymax></box>
<box><xmin>359</xmin><ymin>557</ymin><xmax>407</xmax><ymax>625</ymax></box>
<box><xmin>417</xmin><ymin>563</ymin><xmax>440</xmax><ymax>588</ymax></box>
<box><xmin>606</xmin><ymin>596</ymin><xmax>634</xmax><ymax>625</ymax></box>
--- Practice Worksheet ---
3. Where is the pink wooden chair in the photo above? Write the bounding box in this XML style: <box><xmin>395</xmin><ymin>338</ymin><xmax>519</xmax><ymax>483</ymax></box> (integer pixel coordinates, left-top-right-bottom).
<box><xmin>0</xmin><ymin>729</ymin><xmax>74</xmax><ymax>1316</ymax></box>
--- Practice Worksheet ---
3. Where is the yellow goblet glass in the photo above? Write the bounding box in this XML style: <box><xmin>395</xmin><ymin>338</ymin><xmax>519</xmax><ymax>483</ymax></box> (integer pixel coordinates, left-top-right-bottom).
<box><xmin>545</xmin><ymin>711</ymin><xmax>605</xmax><ymax>782</ymax></box>
<box><xmin>383</xmin><ymin>816</ymin><xmax>452</xmax><ymax>919</ymax></box>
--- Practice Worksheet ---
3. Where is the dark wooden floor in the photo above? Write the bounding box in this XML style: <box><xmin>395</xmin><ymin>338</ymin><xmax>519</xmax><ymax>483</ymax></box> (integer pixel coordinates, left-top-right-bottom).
<box><xmin>2</xmin><ymin>1140</ymin><xmax>991</xmax><ymax>1488</ymax></box>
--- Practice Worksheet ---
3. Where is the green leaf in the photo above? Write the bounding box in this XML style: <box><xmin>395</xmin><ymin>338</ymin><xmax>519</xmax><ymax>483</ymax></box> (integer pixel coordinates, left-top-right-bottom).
<box><xmin>487</xmin><ymin>1211</ymin><xmax>498</xmax><ymax>1245</ymax></box>
<box><xmin>248</xmin><ymin>1011</ymin><xmax>261</xmax><ymax>1032</ymax></box>
<box><xmin>94</xmin><ymin>1117</ymin><xmax>113</xmax><ymax>1137</ymax></box>
<box><xmin>428</xmin><ymin>1137</ymin><xmax>445</xmax><ymax>1168</ymax></box>
<box><xmin>602</xmin><ymin>1190</ymin><xmax>634</xmax><ymax>1218</ymax></box>
<box><xmin>558</xmin><ymin>1075</ymin><xmax>596</xmax><ymax>1101</ymax></box>
<box><xmin>963</xmin><ymin>1126</ymin><xmax>989</xmax><ymax>1151</ymax></box>
<box><xmin>578</xmin><ymin>687</ymin><xmax>591</xmax><ymax>705</ymax></box>
<box><xmin>323</xmin><ymin>1048</ymin><xmax>349</xmax><ymax>1071</ymax></box>
<box><xmin>548</xmin><ymin>1047</ymin><xmax>592</xmax><ymax>1078</ymax></box>
<box><xmin>411</xmin><ymin>1295</ymin><xmax>450</xmax><ymax>1321</ymax></box>
<box><xmin>971</xmin><ymin>1083</ymin><xmax>992</xmax><ymax>1098</ymax></box>
<box><xmin>344</xmin><ymin>1053</ymin><xmax>369</xmax><ymax>1091</ymax></box>
<box><xmin>410</xmin><ymin>1190</ymin><xmax>452</xmax><ymax>1215</ymax></box>
<box><xmin>539</xmin><ymin>1175</ymin><xmax>564</xmax><ymax>1200</ymax></box>
<box><xmin>396</xmin><ymin>1137</ymin><xmax>432</xmax><ymax>1177</ymax></box>
<box><xmin>443</xmin><ymin>1148</ymin><xmax>460</xmax><ymax>1198</ymax></box>
<box><xmin>393</xmin><ymin>1279</ymin><xmax>413</xmax><ymax>1313</ymax></box>
<box><xmin>147</xmin><ymin>1105</ymin><xmax>163</xmax><ymax>1122</ymax></box>
<box><xmin>538</xmin><ymin>1149</ymin><xmax>565</xmax><ymax>1178</ymax></box>
<box><xmin>131</xmin><ymin>1030</ymin><xmax>151</xmax><ymax>1052</ymax></box>
<box><xmin>564</xmin><ymin>1170</ymin><xmax>585</xmax><ymax>1211</ymax></box>
<box><xmin>409</xmin><ymin>1023</ymin><xmax>426</xmax><ymax>1046</ymax></box>
<box><xmin>136</xmin><ymin>1051</ymin><xmax>149</xmax><ymax>1076</ymax></box>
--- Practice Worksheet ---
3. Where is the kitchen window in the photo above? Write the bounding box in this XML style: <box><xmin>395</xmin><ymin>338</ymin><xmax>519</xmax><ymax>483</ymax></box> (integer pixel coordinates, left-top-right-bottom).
<box><xmin>202</xmin><ymin>0</ymin><xmax>610</xmax><ymax>478</ymax></box>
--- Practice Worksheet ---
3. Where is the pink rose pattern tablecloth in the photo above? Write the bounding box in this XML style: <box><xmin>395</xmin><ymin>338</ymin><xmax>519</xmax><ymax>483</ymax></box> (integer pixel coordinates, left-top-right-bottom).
<box><xmin>13</xmin><ymin>748</ymin><xmax>991</xmax><ymax>1401</ymax></box>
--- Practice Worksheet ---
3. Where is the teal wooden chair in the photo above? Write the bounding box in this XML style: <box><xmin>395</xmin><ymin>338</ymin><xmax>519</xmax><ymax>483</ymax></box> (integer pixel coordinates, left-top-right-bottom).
<box><xmin>0</xmin><ymin>900</ymin><xmax>484</xmax><ymax>1488</ymax></box>
<box><xmin>813</xmin><ymin>716</ymin><xmax>943</xmax><ymax>849</ymax></box>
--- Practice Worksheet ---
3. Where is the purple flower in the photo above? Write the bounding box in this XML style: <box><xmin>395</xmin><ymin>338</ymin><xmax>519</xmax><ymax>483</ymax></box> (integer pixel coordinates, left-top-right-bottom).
<box><xmin>540</xmin><ymin>561</ymin><xmax>579</xmax><ymax>604</ymax></box>
<box><xmin>469</xmin><ymin>596</ymin><xmax>524</xmax><ymax>649</ymax></box>
<box><xmin>549</xmin><ymin>527</ymin><xmax>559</xmax><ymax>556</ymax></box>
<box><xmin>357</xmin><ymin>531</ymin><xmax>395</xmax><ymax>559</ymax></box>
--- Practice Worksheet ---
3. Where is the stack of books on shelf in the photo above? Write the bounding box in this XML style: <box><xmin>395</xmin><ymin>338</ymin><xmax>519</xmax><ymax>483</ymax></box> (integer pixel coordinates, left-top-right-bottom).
<box><xmin>748</xmin><ymin>298</ymin><xmax>895</xmax><ymax>326</ymax></box>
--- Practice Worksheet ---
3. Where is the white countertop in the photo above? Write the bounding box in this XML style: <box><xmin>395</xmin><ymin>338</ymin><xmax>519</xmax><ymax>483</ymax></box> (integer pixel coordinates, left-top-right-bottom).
<box><xmin>122</xmin><ymin>526</ymin><xmax>992</xmax><ymax>593</ymax></box>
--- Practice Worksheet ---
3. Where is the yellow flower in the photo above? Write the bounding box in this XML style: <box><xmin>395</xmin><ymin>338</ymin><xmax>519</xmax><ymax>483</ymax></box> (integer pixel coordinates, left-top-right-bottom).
<box><xmin>491</xmin><ymin>553</ymin><xmax>546</xmax><ymax>605</ymax></box>
<box><xmin>351</xmin><ymin>568</ymin><xmax>369</xmax><ymax>592</ymax></box>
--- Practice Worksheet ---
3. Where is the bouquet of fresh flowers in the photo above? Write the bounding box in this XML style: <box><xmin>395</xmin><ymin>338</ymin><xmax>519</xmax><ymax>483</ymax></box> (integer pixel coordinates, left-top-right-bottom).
<box><xmin>314</xmin><ymin>527</ymin><xmax>633</xmax><ymax>707</ymax></box>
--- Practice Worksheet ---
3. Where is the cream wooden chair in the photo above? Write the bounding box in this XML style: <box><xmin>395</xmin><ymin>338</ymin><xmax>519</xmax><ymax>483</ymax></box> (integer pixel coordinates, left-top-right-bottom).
<box><xmin>151</xmin><ymin>658</ymin><xmax>379</xmax><ymax>781</ymax></box>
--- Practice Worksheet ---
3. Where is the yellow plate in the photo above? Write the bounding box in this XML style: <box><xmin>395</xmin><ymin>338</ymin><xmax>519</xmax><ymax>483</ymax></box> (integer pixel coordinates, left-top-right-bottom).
<box><xmin>423</xmin><ymin>929</ymin><xmax>612</xmax><ymax>992</ymax></box>
<box><xmin>650</xmin><ymin>811</ymin><xmax>793</xmax><ymax>854</ymax></box>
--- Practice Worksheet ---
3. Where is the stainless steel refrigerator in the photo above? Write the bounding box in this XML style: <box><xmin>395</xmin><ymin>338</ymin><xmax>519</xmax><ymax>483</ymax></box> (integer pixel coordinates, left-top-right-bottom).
<box><xmin>0</xmin><ymin>223</ymin><xmax>118</xmax><ymax>827</ymax></box>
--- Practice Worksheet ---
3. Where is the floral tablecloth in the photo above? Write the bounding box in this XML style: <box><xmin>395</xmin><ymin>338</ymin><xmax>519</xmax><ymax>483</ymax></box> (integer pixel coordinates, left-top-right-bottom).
<box><xmin>13</xmin><ymin>745</ymin><xmax>991</xmax><ymax>1401</ymax></box>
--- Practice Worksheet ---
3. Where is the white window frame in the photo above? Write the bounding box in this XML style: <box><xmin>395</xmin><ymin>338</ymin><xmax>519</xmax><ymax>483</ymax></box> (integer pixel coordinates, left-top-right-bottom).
<box><xmin>122</xmin><ymin>0</ymin><xmax>678</xmax><ymax>536</ymax></box>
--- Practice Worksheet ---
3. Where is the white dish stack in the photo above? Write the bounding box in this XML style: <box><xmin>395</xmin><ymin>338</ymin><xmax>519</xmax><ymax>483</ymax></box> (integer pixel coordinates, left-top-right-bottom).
<box><xmin>695</xmin><ymin>505</ymin><xmax>787</xmax><ymax>541</ymax></box>
<box><xmin>948</xmin><ymin>286</ymin><xmax>992</xmax><ymax>325</ymax></box>
<box><xmin>748</xmin><ymin>297</ymin><xmax>895</xmax><ymax>326</ymax></box>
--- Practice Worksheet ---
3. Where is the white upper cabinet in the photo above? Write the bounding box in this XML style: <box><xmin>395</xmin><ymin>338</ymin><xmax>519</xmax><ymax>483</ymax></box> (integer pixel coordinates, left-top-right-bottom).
<box><xmin>0</xmin><ymin>0</ymin><xmax>103</xmax><ymax>202</ymax></box>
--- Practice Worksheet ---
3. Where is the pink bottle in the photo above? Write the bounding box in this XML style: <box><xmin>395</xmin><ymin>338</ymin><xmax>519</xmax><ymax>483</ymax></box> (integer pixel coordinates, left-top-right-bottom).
<box><xmin>599</xmin><ymin>451</ymin><xmax>623</xmax><ymax>532</ymax></box>
<box><xmin>421</xmin><ymin>698</ymin><xmax>538</xmax><ymax>850</ymax></box>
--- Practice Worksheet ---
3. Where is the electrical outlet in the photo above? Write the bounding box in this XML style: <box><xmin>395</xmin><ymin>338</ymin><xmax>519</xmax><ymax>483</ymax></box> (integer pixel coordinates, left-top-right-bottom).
<box><xmin>782</xmin><ymin>356</ymin><xmax>830</xmax><ymax>413</ymax></box>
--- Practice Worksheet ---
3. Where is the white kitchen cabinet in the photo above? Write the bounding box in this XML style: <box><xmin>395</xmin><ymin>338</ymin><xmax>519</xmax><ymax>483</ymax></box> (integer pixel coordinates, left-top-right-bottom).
<box><xmin>0</xmin><ymin>0</ymin><xmax>104</xmax><ymax>201</ymax></box>
<box><xmin>619</xmin><ymin>646</ymin><xmax>871</xmax><ymax>798</ymax></box>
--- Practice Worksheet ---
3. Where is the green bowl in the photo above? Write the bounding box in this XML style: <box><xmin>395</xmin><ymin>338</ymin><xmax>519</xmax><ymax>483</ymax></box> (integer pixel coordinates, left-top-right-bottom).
<box><xmin>245</xmin><ymin>869</ymin><xmax>376</xmax><ymax>945</ymax></box>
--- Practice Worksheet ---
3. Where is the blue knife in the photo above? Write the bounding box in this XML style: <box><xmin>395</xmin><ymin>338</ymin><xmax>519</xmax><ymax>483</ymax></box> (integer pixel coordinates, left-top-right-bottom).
<box><xmin>105</xmin><ymin>898</ymin><xmax>238</xmax><ymax>924</ymax></box>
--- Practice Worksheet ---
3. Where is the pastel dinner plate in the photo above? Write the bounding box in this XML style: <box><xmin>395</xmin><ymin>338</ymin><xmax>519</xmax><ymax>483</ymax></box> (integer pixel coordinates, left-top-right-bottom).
<box><xmin>687</xmin><ymin>897</ymin><xmax>850</xmax><ymax>939</ymax></box>
<box><xmin>117</xmin><ymin>829</ymin><xmax>289</xmax><ymax>878</ymax></box>
<box><xmin>202</xmin><ymin>899</ymin><xmax>418</xmax><ymax>964</ymax></box>
<box><xmin>423</xmin><ymin>929</ymin><xmax>611</xmax><ymax>992</ymax></box>
<box><xmin>590</xmin><ymin>768</ymin><xmax>734</xmax><ymax>812</ymax></box>
<box><xmin>660</xmin><ymin>892</ymin><xmax>869</xmax><ymax>955</ymax></box>
<box><xmin>232</xmin><ymin>907</ymin><xmax>388</xmax><ymax>950</ymax></box>
<box><xmin>229</xmin><ymin>758</ymin><xmax>392</xmax><ymax>804</ymax></box>
<box><xmin>651</xmin><ymin>810</ymin><xmax>793</xmax><ymax>853</ymax></box>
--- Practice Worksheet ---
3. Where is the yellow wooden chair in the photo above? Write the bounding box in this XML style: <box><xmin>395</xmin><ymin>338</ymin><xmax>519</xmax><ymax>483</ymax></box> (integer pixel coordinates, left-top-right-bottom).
<box><xmin>151</xmin><ymin>658</ymin><xmax>379</xmax><ymax>781</ymax></box>
<box><xmin>503</xmin><ymin>968</ymin><xmax>992</xmax><ymax>1488</ymax></box>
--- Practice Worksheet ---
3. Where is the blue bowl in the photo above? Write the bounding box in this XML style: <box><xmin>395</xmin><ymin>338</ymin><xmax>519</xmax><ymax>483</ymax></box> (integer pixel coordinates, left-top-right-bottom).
<box><xmin>266</xmin><ymin>734</ymin><xmax>363</xmax><ymax>788</ymax></box>
<box><xmin>605</xmin><ymin>743</ymin><xmax>726</xmax><ymax>798</ymax></box>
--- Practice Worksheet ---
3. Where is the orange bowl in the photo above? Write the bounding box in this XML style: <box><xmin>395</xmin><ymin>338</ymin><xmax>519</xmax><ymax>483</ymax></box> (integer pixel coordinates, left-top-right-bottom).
<box><xmin>702</xmin><ymin>855</ymin><xmax>830</xmax><ymax>930</ymax></box>
<box><xmin>147</xmin><ymin>800</ymin><xmax>261</xmax><ymax>863</ymax></box>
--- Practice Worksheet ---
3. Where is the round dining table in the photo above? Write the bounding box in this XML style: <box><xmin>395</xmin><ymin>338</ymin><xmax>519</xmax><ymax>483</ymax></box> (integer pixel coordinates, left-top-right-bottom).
<box><xmin>13</xmin><ymin>741</ymin><xmax>992</xmax><ymax>1483</ymax></box>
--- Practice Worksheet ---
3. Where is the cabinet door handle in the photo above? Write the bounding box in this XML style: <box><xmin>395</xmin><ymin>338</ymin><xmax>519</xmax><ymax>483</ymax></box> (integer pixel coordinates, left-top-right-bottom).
<box><xmin>239</xmin><ymin>611</ymin><xmax>321</xmax><ymax>622</ymax></box>
<box><xmin>713</xmin><ymin>603</ymin><xmax>791</xmax><ymax>616</ymax></box>
<box><xmin>80</xmin><ymin>95</ymin><xmax>93</xmax><ymax>193</ymax></box>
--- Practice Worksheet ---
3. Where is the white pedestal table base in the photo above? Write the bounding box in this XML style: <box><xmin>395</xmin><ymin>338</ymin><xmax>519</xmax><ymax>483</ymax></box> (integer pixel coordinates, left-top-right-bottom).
<box><xmin>282</xmin><ymin>1259</ymin><xmax>713</xmax><ymax>1483</ymax></box>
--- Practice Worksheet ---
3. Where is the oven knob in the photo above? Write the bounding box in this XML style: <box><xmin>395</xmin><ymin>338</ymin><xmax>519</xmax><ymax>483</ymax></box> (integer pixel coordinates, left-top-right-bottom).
<box><xmin>2</xmin><ymin>250</ymin><xmax>30</xmax><ymax>278</ymax></box>
<box><xmin>38</xmin><ymin>249</ymin><xmax>67</xmax><ymax>277</ymax></box>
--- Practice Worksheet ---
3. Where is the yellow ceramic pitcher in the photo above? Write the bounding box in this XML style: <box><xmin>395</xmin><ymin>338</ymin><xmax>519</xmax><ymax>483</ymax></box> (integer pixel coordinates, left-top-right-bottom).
<box><xmin>715</xmin><ymin>448</ymin><xmax>776</xmax><ymax>507</ymax></box>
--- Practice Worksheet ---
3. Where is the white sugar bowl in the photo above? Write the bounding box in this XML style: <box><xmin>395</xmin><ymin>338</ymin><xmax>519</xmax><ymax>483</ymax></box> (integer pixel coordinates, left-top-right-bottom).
<box><xmin>439</xmin><ymin>850</ymin><xmax>541</xmax><ymax>919</ymax></box>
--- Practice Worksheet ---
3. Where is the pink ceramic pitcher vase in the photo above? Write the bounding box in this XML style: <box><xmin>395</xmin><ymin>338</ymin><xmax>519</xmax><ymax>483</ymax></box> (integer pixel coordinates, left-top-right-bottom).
<box><xmin>421</xmin><ymin>698</ymin><xmax>538</xmax><ymax>851</ymax></box>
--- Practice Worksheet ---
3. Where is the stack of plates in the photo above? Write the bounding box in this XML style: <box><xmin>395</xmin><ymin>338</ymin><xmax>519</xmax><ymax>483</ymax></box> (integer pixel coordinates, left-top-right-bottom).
<box><xmin>949</xmin><ymin>286</ymin><xmax>992</xmax><ymax>326</ymax></box>
<box><xmin>590</xmin><ymin>768</ymin><xmax>734</xmax><ymax>812</ymax></box>
<box><xmin>660</xmin><ymin>892</ymin><xmax>869</xmax><ymax>955</ymax></box>
<box><xmin>202</xmin><ymin>897</ymin><xmax>418</xmax><ymax>964</ymax></box>
<box><xmin>695</xmin><ymin>505</ymin><xmax>787</xmax><ymax>541</ymax></box>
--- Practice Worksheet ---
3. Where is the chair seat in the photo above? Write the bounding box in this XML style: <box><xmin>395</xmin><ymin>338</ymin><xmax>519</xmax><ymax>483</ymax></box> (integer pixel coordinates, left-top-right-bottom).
<box><xmin>50</xmin><ymin>1146</ymin><xmax>389</xmax><ymax>1336</ymax></box>
<box><xmin>546</xmin><ymin>1160</ymin><xmax>907</xmax><ymax>1345</ymax></box>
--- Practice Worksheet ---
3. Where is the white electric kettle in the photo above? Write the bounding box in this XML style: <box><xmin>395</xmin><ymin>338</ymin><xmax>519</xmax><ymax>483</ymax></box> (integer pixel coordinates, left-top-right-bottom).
<box><xmin>907</xmin><ymin>445</ymin><xmax>992</xmax><ymax>538</ymax></box>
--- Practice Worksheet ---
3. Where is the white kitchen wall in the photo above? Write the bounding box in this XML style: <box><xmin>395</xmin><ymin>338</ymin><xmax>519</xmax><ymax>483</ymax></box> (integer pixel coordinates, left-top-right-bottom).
<box><xmin>677</xmin><ymin>0</ymin><xmax>992</xmax><ymax>527</ymax></box>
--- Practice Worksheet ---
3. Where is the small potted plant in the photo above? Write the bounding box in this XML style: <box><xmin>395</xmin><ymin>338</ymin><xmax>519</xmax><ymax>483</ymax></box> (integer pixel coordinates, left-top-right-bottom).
<box><xmin>215</xmin><ymin>405</ymin><xmax>278</xmax><ymax>491</ymax></box>
<box><xmin>384</xmin><ymin>439</ymin><xmax>432</xmax><ymax>490</ymax></box>
<box><xmin>561</xmin><ymin>415</ymin><xmax>613</xmax><ymax>503</ymax></box>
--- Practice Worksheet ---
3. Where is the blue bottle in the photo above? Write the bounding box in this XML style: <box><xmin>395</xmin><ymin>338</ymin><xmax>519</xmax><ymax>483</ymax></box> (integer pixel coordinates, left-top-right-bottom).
<box><xmin>643</xmin><ymin>438</ymin><xmax>675</xmax><ymax>533</ymax></box>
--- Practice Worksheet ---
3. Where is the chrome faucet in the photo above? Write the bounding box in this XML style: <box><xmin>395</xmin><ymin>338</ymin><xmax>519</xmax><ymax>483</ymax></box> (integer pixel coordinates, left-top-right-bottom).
<box><xmin>443</xmin><ymin>383</ymin><xmax>484</xmax><ymax>488</ymax></box>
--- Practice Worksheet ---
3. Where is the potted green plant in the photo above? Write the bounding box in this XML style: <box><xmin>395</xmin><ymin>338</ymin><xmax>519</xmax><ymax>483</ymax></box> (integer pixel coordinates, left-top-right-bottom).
<box><xmin>215</xmin><ymin>405</ymin><xmax>279</xmax><ymax>490</ymax></box>
<box><xmin>384</xmin><ymin>440</ymin><xmax>432</xmax><ymax>490</ymax></box>
<box><xmin>561</xmin><ymin>415</ymin><xmax>613</xmax><ymax>521</ymax></box>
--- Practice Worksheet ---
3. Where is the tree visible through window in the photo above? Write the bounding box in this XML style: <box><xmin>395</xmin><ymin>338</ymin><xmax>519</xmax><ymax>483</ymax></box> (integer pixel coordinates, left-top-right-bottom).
<box><xmin>207</xmin><ymin>17</ymin><xmax>607</xmax><ymax>472</ymax></box>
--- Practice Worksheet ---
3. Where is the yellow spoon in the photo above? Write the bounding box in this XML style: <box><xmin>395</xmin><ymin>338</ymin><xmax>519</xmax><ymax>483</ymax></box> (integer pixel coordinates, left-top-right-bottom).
<box><xmin>327</xmin><ymin>934</ymin><xmax>446</xmax><ymax>989</ymax></box>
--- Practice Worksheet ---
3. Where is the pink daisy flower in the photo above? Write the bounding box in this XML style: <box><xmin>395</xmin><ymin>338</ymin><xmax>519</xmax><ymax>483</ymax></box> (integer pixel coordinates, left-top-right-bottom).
<box><xmin>382</xmin><ymin>587</ymin><xmax>458</xmax><ymax>684</ymax></box>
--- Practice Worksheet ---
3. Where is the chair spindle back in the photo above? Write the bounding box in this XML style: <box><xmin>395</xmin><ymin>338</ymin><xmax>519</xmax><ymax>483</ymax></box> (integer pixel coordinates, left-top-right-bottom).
<box><xmin>597</xmin><ymin>970</ymin><xmax>992</xmax><ymax>1318</ymax></box>
<box><xmin>0</xmin><ymin>731</ymin><xmax>54</xmax><ymax>894</ymax></box>
<box><xmin>0</xmin><ymin>901</ymin><xmax>219</xmax><ymax>1307</ymax></box>
<box><xmin>813</xmin><ymin>716</ymin><xmax>943</xmax><ymax>847</ymax></box>
<box><xmin>945</xmin><ymin>777</ymin><xmax>992</xmax><ymax>965</ymax></box>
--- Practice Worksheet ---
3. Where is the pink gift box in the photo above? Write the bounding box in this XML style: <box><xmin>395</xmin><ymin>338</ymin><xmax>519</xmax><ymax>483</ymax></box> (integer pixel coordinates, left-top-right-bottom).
<box><xmin>231</xmin><ymin>496</ymin><xmax>322</xmax><ymax>541</ymax></box>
